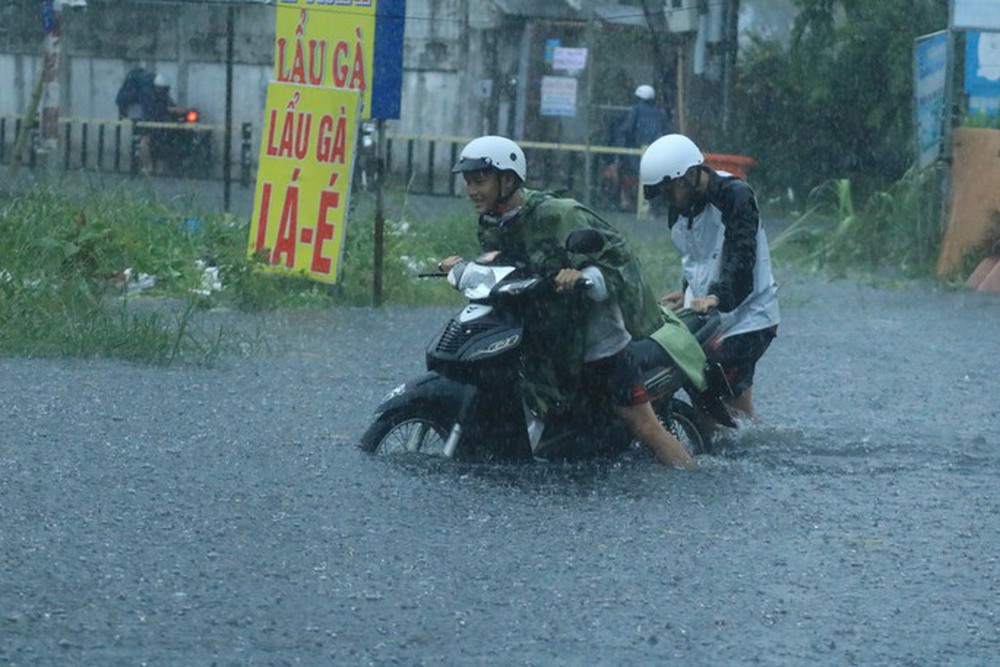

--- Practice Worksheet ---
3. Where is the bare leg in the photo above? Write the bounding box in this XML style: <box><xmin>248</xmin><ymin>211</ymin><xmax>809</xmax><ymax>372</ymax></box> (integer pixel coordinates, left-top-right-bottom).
<box><xmin>138</xmin><ymin>136</ymin><xmax>153</xmax><ymax>174</ymax></box>
<box><xmin>726</xmin><ymin>387</ymin><xmax>757</xmax><ymax>421</ymax></box>
<box><xmin>614</xmin><ymin>402</ymin><xmax>695</xmax><ymax>468</ymax></box>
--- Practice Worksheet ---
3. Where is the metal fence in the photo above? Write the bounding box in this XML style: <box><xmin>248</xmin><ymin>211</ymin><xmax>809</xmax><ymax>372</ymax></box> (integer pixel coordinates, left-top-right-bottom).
<box><xmin>0</xmin><ymin>116</ymin><xmax>255</xmax><ymax>187</ymax></box>
<box><xmin>4</xmin><ymin>116</ymin><xmax>745</xmax><ymax>211</ymax></box>
<box><xmin>0</xmin><ymin>116</ymin><xmax>640</xmax><ymax>203</ymax></box>
<box><xmin>383</xmin><ymin>133</ymin><xmax>642</xmax><ymax>207</ymax></box>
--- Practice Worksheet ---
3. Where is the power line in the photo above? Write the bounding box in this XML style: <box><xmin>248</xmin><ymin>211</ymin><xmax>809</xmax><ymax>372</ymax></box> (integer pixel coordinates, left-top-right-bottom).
<box><xmin>76</xmin><ymin>0</ymin><xmax>733</xmax><ymax>28</ymax></box>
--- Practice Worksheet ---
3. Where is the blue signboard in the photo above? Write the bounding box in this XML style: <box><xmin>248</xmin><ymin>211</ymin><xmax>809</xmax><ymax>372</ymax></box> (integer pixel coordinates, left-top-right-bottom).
<box><xmin>914</xmin><ymin>31</ymin><xmax>949</xmax><ymax>168</ymax></box>
<box><xmin>41</xmin><ymin>0</ymin><xmax>55</xmax><ymax>32</ymax></box>
<box><xmin>966</xmin><ymin>32</ymin><xmax>1000</xmax><ymax>116</ymax></box>
<box><xmin>373</xmin><ymin>0</ymin><xmax>406</xmax><ymax>119</ymax></box>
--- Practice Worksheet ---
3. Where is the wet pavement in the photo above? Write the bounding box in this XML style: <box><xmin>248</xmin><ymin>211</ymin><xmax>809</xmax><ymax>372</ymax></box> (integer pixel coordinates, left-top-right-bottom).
<box><xmin>2</xmin><ymin>271</ymin><xmax>999</xmax><ymax>665</ymax></box>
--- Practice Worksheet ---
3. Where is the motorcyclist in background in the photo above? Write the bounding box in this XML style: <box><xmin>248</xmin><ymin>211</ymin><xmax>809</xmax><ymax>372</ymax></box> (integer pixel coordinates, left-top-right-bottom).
<box><xmin>145</xmin><ymin>74</ymin><xmax>184</xmax><ymax>172</ymax></box>
<box><xmin>115</xmin><ymin>68</ymin><xmax>182</xmax><ymax>173</ymax></box>
<box><xmin>439</xmin><ymin>135</ymin><xmax>695</xmax><ymax>468</ymax></box>
<box><xmin>640</xmin><ymin>134</ymin><xmax>780</xmax><ymax>423</ymax></box>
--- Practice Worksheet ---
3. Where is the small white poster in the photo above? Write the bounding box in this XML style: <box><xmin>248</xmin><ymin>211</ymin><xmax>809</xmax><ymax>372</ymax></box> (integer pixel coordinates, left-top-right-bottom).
<box><xmin>552</xmin><ymin>47</ymin><xmax>588</xmax><ymax>71</ymax></box>
<box><xmin>540</xmin><ymin>76</ymin><xmax>577</xmax><ymax>117</ymax></box>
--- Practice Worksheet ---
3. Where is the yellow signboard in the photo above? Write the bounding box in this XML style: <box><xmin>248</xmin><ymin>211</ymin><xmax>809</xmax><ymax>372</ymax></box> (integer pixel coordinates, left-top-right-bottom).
<box><xmin>248</xmin><ymin>82</ymin><xmax>362</xmax><ymax>284</ymax></box>
<box><xmin>275</xmin><ymin>2</ymin><xmax>377</xmax><ymax>117</ymax></box>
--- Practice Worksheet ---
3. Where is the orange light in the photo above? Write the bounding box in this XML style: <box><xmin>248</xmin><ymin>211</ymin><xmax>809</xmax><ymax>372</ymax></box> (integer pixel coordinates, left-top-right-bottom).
<box><xmin>185</xmin><ymin>110</ymin><xmax>200</xmax><ymax>123</ymax></box>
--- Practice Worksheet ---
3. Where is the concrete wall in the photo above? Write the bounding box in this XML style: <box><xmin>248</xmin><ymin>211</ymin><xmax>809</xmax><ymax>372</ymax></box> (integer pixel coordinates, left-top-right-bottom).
<box><xmin>0</xmin><ymin>1</ymin><xmax>799</xmax><ymax>184</ymax></box>
<box><xmin>0</xmin><ymin>0</ymin><xmax>277</xmax><ymax>169</ymax></box>
<box><xmin>0</xmin><ymin>0</ymin><xmax>496</xmax><ymax>143</ymax></box>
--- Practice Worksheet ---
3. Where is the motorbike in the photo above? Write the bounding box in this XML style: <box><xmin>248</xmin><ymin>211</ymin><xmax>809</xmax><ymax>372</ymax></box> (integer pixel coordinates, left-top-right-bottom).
<box><xmin>150</xmin><ymin>107</ymin><xmax>212</xmax><ymax>177</ymax></box>
<box><xmin>359</xmin><ymin>230</ymin><xmax>733</xmax><ymax>463</ymax></box>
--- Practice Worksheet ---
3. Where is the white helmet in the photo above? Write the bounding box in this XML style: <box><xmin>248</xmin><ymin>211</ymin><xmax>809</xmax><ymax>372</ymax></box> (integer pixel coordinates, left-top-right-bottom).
<box><xmin>640</xmin><ymin>134</ymin><xmax>705</xmax><ymax>186</ymax></box>
<box><xmin>451</xmin><ymin>135</ymin><xmax>526</xmax><ymax>181</ymax></box>
<box><xmin>153</xmin><ymin>73</ymin><xmax>169</xmax><ymax>88</ymax></box>
<box><xmin>635</xmin><ymin>84</ymin><xmax>655</xmax><ymax>101</ymax></box>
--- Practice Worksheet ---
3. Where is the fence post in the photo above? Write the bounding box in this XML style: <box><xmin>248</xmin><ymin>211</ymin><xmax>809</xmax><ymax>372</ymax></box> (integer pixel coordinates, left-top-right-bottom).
<box><xmin>385</xmin><ymin>138</ymin><xmax>393</xmax><ymax>183</ymax></box>
<box><xmin>406</xmin><ymin>139</ymin><xmax>414</xmax><ymax>187</ymax></box>
<box><xmin>129</xmin><ymin>121</ymin><xmax>139</xmax><ymax>175</ymax></box>
<box><xmin>63</xmin><ymin>122</ymin><xmax>71</xmax><ymax>169</ymax></box>
<box><xmin>449</xmin><ymin>141</ymin><xmax>458</xmax><ymax>196</ymax></box>
<box><xmin>114</xmin><ymin>123</ymin><xmax>122</xmax><ymax>173</ymax></box>
<box><xmin>97</xmin><ymin>124</ymin><xmax>105</xmax><ymax>171</ymax></box>
<box><xmin>80</xmin><ymin>122</ymin><xmax>88</xmax><ymax>169</ymax></box>
<box><xmin>426</xmin><ymin>141</ymin><xmax>435</xmax><ymax>194</ymax></box>
<box><xmin>240</xmin><ymin>122</ymin><xmax>252</xmax><ymax>188</ymax></box>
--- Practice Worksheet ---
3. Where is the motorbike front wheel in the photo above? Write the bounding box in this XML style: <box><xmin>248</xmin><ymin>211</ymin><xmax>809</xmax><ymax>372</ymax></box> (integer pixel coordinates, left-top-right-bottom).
<box><xmin>359</xmin><ymin>408</ymin><xmax>452</xmax><ymax>457</ymax></box>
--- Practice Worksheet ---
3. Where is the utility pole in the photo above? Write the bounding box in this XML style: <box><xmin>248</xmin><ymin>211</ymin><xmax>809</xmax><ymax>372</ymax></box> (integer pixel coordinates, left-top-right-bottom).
<box><xmin>11</xmin><ymin>0</ymin><xmax>66</xmax><ymax>174</ymax></box>
<box><xmin>39</xmin><ymin>0</ymin><xmax>65</xmax><ymax>159</ymax></box>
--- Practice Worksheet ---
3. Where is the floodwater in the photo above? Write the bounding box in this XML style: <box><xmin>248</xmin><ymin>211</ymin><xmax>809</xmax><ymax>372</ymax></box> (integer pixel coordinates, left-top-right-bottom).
<box><xmin>1</xmin><ymin>273</ymin><xmax>999</xmax><ymax>665</ymax></box>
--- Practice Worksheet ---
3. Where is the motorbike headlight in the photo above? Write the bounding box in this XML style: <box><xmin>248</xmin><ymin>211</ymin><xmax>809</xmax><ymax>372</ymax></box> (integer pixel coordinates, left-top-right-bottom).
<box><xmin>493</xmin><ymin>277</ymin><xmax>540</xmax><ymax>296</ymax></box>
<box><xmin>457</xmin><ymin>263</ymin><xmax>515</xmax><ymax>300</ymax></box>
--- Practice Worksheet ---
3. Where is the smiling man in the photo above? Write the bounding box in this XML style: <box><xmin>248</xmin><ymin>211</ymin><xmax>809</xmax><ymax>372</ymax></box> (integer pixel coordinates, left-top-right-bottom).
<box><xmin>438</xmin><ymin>135</ymin><xmax>694</xmax><ymax>468</ymax></box>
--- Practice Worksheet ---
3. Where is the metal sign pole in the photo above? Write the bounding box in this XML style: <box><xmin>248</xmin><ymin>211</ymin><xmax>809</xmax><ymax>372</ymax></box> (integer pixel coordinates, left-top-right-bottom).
<box><xmin>373</xmin><ymin>118</ymin><xmax>386</xmax><ymax>307</ymax></box>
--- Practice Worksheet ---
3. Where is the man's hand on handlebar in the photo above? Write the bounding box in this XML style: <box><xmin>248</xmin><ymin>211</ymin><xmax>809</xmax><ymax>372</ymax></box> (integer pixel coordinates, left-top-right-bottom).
<box><xmin>660</xmin><ymin>291</ymin><xmax>684</xmax><ymax>310</ymax></box>
<box><xmin>554</xmin><ymin>268</ymin><xmax>587</xmax><ymax>293</ymax></box>
<box><xmin>689</xmin><ymin>295</ymin><xmax>719</xmax><ymax>313</ymax></box>
<box><xmin>438</xmin><ymin>256</ymin><xmax>464</xmax><ymax>273</ymax></box>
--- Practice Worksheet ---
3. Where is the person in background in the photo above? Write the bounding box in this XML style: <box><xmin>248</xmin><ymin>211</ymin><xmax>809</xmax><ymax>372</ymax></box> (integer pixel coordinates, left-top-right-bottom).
<box><xmin>142</xmin><ymin>74</ymin><xmax>184</xmax><ymax>173</ymax></box>
<box><xmin>115</xmin><ymin>68</ymin><xmax>182</xmax><ymax>174</ymax></box>
<box><xmin>639</xmin><ymin>133</ymin><xmax>780</xmax><ymax>423</ymax></box>
<box><xmin>613</xmin><ymin>85</ymin><xmax>674</xmax><ymax>210</ymax></box>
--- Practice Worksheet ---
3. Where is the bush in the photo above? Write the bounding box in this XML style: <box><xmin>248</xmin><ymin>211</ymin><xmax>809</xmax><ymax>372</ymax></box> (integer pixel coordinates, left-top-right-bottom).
<box><xmin>771</xmin><ymin>167</ymin><xmax>945</xmax><ymax>276</ymax></box>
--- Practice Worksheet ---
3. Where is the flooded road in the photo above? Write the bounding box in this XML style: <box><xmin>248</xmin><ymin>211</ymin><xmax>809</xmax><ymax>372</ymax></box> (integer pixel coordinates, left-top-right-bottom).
<box><xmin>2</xmin><ymin>273</ymin><xmax>998</xmax><ymax>665</ymax></box>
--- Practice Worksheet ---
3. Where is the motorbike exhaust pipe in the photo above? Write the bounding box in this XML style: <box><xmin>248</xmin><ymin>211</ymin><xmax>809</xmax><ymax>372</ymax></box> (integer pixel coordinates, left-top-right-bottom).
<box><xmin>442</xmin><ymin>423</ymin><xmax>462</xmax><ymax>458</ymax></box>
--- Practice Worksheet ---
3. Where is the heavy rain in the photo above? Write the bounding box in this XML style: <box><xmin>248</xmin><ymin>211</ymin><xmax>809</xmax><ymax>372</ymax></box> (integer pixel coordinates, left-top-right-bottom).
<box><xmin>2</xmin><ymin>0</ymin><xmax>999</xmax><ymax>664</ymax></box>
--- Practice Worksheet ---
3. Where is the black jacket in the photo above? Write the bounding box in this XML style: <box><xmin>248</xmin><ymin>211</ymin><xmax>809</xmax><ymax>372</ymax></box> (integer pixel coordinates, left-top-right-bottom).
<box><xmin>667</xmin><ymin>170</ymin><xmax>761</xmax><ymax>312</ymax></box>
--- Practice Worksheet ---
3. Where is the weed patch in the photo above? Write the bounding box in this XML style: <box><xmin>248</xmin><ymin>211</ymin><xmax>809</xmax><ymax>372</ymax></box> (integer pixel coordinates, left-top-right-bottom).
<box><xmin>771</xmin><ymin>168</ymin><xmax>945</xmax><ymax>279</ymax></box>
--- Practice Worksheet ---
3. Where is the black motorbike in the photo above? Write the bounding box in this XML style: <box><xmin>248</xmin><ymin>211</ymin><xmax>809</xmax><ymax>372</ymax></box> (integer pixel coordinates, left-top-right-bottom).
<box><xmin>360</xmin><ymin>232</ymin><xmax>732</xmax><ymax>463</ymax></box>
<box><xmin>152</xmin><ymin>107</ymin><xmax>211</xmax><ymax>178</ymax></box>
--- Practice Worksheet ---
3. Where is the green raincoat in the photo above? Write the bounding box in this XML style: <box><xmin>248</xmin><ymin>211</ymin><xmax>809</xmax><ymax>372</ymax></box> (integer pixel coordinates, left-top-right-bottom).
<box><xmin>476</xmin><ymin>188</ymin><xmax>705</xmax><ymax>415</ymax></box>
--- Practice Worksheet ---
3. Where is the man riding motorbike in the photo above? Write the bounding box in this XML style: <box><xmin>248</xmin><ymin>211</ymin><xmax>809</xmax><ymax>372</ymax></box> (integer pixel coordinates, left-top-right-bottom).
<box><xmin>439</xmin><ymin>135</ymin><xmax>699</xmax><ymax>468</ymax></box>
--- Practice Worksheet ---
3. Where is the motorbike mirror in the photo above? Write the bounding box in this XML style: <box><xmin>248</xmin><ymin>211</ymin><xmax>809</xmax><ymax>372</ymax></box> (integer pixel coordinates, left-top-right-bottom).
<box><xmin>566</xmin><ymin>229</ymin><xmax>605</xmax><ymax>255</ymax></box>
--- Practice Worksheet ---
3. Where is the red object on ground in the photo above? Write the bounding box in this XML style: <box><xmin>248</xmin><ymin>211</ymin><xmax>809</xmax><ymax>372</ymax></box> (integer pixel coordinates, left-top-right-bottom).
<box><xmin>966</xmin><ymin>257</ymin><xmax>999</xmax><ymax>290</ymax></box>
<box><xmin>974</xmin><ymin>257</ymin><xmax>1000</xmax><ymax>293</ymax></box>
<box><xmin>704</xmin><ymin>154</ymin><xmax>757</xmax><ymax>179</ymax></box>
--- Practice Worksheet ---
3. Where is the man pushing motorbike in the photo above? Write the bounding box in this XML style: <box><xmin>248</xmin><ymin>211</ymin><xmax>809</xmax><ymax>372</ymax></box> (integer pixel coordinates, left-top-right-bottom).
<box><xmin>640</xmin><ymin>134</ymin><xmax>780</xmax><ymax>424</ymax></box>
<box><xmin>439</xmin><ymin>135</ymin><xmax>698</xmax><ymax>468</ymax></box>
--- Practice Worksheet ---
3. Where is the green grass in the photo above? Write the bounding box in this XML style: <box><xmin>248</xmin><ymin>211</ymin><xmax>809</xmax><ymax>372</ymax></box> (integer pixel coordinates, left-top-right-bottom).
<box><xmin>0</xmin><ymin>186</ymin><xmax>234</xmax><ymax>363</ymax></box>
<box><xmin>1</xmin><ymin>171</ymin><xmax>950</xmax><ymax>363</ymax></box>
<box><xmin>0</xmin><ymin>184</ymin><xmax>475</xmax><ymax>362</ymax></box>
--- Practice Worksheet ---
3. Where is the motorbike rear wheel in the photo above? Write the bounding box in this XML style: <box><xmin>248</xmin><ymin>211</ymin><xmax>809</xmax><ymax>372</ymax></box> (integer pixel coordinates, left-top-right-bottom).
<box><xmin>360</xmin><ymin>408</ymin><xmax>452</xmax><ymax>457</ymax></box>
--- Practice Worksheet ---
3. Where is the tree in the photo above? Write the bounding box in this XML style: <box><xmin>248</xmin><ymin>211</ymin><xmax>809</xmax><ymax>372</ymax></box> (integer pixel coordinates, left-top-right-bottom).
<box><xmin>730</xmin><ymin>0</ymin><xmax>949</xmax><ymax>199</ymax></box>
